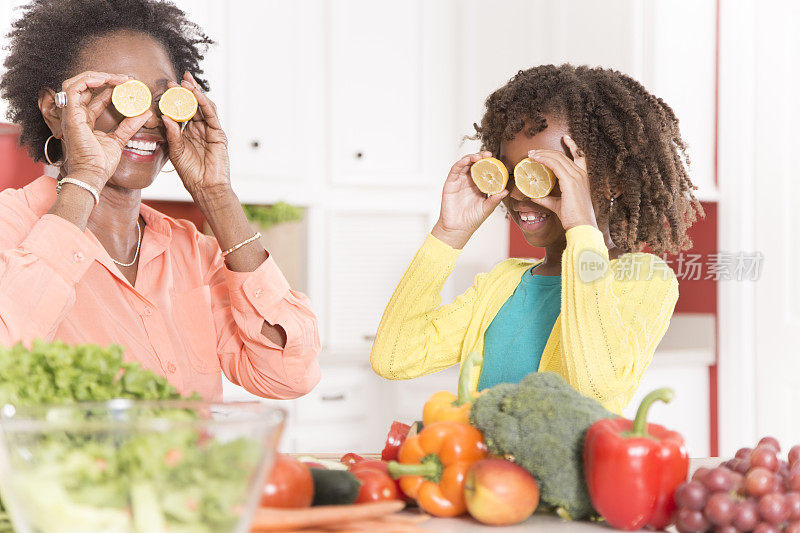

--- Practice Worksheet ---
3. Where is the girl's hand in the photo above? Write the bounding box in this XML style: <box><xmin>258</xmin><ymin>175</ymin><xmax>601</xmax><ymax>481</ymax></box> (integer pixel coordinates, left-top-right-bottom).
<box><xmin>163</xmin><ymin>71</ymin><xmax>231</xmax><ymax>198</ymax></box>
<box><xmin>431</xmin><ymin>151</ymin><xmax>508</xmax><ymax>249</ymax></box>
<box><xmin>527</xmin><ymin>136</ymin><xmax>598</xmax><ymax>231</ymax></box>
<box><xmin>60</xmin><ymin>71</ymin><xmax>153</xmax><ymax>189</ymax></box>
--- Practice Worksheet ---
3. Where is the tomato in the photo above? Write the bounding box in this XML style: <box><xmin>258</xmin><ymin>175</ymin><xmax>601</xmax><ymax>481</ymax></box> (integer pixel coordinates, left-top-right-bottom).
<box><xmin>340</xmin><ymin>453</ymin><xmax>366</xmax><ymax>466</ymax></box>
<box><xmin>349</xmin><ymin>460</ymin><xmax>389</xmax><ymax>475</ymax></box>
<box><xmin>348</xmin><ymin>460</ymin><xmax>407</xmax><ymax>501</ymax></box>
<box><xmin>261</xmin><ymin>454</ymin><xmax>314</xmax><ymax>508</ymax></box>
<box><xmin>352</xmin><ymin>467</ymin><xmax>400</xmax><ymax>503</ymax></box>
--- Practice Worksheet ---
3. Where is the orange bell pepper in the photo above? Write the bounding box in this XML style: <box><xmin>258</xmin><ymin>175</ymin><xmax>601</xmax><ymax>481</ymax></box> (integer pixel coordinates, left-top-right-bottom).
<box><xmin>422</xmin><ymin>351</ymin><xmax>483</xmax><ymax>426</ymax></box>
<box><xmin>387</xmin><ymin>421</ymin><xmax>488</xmax><ymax>517</ymax></box>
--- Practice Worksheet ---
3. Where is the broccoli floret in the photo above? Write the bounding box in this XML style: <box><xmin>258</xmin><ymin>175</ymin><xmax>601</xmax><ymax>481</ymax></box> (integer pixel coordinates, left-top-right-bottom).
<box><xmin>470</xmin><ymin>372</ymin><xmax>616</xmax><ymax>520</ymax></box>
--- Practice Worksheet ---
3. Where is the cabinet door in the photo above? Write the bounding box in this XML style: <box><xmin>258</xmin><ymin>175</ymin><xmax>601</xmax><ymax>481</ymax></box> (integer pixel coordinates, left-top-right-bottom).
<box><xmin>643</xmin><ymin>0</ymin><xmax>717</xmax><ymax>199</ymax></box>
<box><xmin>625</xmin><ymin>364</ymin><xmax>710</xmax><ymax>457</ymax></box>
<box><xmin>142</xmin><ymin>0</ymin><xmax>229</xmax><ymax>201</ymax></box>
<box><xmin>456</xmin><ymin>0</ymin><xmax>645</xmax><ymax>148</ymax></box>
<box><xmin>225</xmin><ymin>0</ymin><xmax>325</xmax><ymax>197</ymax></box>
<box><xmin>325</xmin><ymin>210</ymin><xmax>431</xmax><ymax>353</ymax></box>
<box><xmin>328</xmin><ymin>0</ymin><xmax>454</xmax><ymax>187</ymax></box>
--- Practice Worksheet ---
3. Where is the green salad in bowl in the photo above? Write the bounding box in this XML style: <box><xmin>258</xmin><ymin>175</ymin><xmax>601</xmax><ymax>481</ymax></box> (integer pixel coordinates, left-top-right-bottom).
<box><xmin>0</xmin><ymin>341</ymin><xmax>285</xmax><ymax>533</ymax></box>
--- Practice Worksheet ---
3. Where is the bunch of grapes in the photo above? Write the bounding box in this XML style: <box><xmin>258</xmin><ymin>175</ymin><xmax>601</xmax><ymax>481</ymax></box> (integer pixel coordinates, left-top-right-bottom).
<box><xmin>674</xmin><ymin>437</ymin><xmax>800</xmax><ymax>532</ymax></box>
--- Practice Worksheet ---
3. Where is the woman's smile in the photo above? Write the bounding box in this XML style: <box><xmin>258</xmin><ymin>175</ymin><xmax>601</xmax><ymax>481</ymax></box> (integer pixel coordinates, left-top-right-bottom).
<box><xmin>121</xmin><ymin>133</ymin><xmax>165</xmax><ymax>162</ymax></box>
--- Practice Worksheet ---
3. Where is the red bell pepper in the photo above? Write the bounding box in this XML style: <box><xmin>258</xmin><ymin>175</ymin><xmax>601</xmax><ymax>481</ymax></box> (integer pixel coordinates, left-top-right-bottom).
<box><xmin>381</xmin><ymin>421</ymin><xmax>411</xmax><ymax>461</ymax></box>
<box><xmin>584</xmin><ymin>388</ymin><xmax>689</xmax><ymax>531</ymax></box>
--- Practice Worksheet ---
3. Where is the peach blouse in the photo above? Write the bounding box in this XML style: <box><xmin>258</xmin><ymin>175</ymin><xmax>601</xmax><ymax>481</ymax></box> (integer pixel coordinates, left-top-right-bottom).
<box><xmin>0</xmin><ymin>177</ymin><xmax>321</xmax><ymax>401</ymax></box>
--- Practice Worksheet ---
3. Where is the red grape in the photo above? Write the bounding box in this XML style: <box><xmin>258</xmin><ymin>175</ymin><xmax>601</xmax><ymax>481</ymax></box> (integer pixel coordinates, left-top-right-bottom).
<box><xmin>705</xmin><ymin>467</ymin><xmax>735</xmax><ymax>493</ymax></box>
<box><xmin>759</xmin><ymin>436</ymin><xmax>781</xmax><ymax>453</ymax></box>
<box><xmin>730</xmin><ymin>471</ymin><xmax>746</xmax><ymax>495</ymax></box>
<box><xmin>787</xmin><ymin>492</ymin><xmax>800</xmax><ymax>521</ymax></box>
<box><xmin>714</xmin><ymin>526</ymin><xmax>737</xmax><ymax>533</ymax></box>
<box><xmin>789</xmin><ymin>469</ymin><xmax>800</xmax><ymax>492</ymax></box>
<box><xmin>759</xmin><ymin>493</ymin><xmax>789</xmax><ymax>525</ymax></box>
<box><xmin>727</xmin><ymin>457</ymin><xmax>743</xmax><ymax>472</ymax></box>
<box><xmin>754</xmin><ymin>523</ymin><xmax>781</xmax><ymax>533</ymax></box>
<box><xmin>705</xmin><ymin>492</ymin><xmax>737</xmax><ymax>526</ymax></box>
<box><xmin>746</xmin><ymin>467</ymin><xmax>777</xmax><ymax>498</ymax></box>
<box><xmin>733</xmin><ymin>499</ymin><xmax>760</xmax><ymax>531</ymax></box>
<box><xmin>787</xmin><ymin>521</ymin><xmax>800</xmax><ymax>533</ymax></box>
<box><xmin>789</xmin><ymin>445</ymin><xmax>800</xmax><ymax>466</ymax></box>
<box><xmin>773</xmin><ymin>475</ymin><xmax>786</xmax><ymax>494</ymax></box>
<box><xmin>675</xmin><ymin>481</ymin><xmax>710</xmax><ymax>511</ymax></box>
<box><xmin>752</xmin><ymin>447</ymin><xmax>780</xmax><ymax>472</ymax></box>
<box><xmin>693</xmin><ymin>466</ymin><xmax>712</xmax><ymax>484</ymax></box>
<box><xmin>737</xmin><ymin>447</ymin><xmax>754</xmax><ymax>460</ymax></box>
<box><xmin>676</xmin><ymin>508</ymin><xmax>710</xmax><ymax>533</ymax></box>
<box><xmin>734</xmin><ymin>458</ymin><xmax>752</xmax><ymax>475</ymax></box>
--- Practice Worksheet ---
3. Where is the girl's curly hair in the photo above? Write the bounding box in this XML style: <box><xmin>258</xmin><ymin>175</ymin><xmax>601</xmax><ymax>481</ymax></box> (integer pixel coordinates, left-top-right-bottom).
<box><xmin>0</xmin><ymin>0</ymin><xmax>213</xmax><ymax>162</ymax></box>
<box><xmin>475</xmin><ymin>64</ymin><xmax>703</xmax><ymax>254</ymax></box>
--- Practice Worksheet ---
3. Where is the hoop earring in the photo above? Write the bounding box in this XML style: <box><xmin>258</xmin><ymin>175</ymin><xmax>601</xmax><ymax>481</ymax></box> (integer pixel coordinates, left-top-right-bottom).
<box><xmin>44</xmin><ymin>135</ymin><xmax>62</xmax><ymax>167</ymax></box>
<box><xmin>609</xmin><ymin>195</ymin><xmax>615</xmax><ymax>213</ymax></box>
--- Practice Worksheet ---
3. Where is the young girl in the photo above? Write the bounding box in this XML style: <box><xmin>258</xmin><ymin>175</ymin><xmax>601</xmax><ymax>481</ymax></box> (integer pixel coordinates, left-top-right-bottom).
<box><xmin>370</xmin><ymin>64</ymin><xmax>702</xmax><ymax>414</ymax></box>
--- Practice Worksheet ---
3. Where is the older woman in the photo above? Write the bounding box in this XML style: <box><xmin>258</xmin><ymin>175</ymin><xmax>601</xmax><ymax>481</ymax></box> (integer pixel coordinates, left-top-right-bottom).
<box><xmin>0</xmin><ymin>0</ymin><xmax>320</xmax><ymax>400</ymax></box>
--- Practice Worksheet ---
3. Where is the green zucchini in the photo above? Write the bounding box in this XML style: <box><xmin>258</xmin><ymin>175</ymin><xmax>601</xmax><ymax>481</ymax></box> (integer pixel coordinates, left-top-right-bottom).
<box><xmin>309</xmin><ymin>468</ymin><xmax>361</xmax><ymax>506</ymax></box>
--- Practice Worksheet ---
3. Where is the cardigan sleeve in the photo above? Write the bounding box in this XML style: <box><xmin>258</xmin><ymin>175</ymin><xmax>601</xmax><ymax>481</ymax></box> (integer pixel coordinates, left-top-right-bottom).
<box><xmin>558</xmin><ymin>225</ymin><xmax>678</xmax><ymax>410</ymax></box>
<box><xmin>370</xmin><ymin>234</ymin><xmax>486</xmax><ymax>380</ymax></box>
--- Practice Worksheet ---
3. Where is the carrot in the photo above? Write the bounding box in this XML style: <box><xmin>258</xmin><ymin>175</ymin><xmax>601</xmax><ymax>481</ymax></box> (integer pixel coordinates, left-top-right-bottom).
<box><xmin>250</xmin><ymin>501</ymin><xmax>405</xmax><ymax>532</ymax></box>
<box><xmin>380</xmin><ymin>513</ymin><xmax>431</xmax><ymax>524</ymax></box>
<box><xmin>326</xmin><ymin>519</ymin><xmax>428</xmax><ymax>532</ymax></box>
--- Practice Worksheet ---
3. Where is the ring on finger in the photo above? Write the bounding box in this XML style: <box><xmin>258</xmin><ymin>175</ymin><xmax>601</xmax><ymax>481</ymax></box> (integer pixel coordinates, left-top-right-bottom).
<box><xmin>54</xmin><ymin>91</ymin><xmax>67</xmax><ymax>108</ymax></box>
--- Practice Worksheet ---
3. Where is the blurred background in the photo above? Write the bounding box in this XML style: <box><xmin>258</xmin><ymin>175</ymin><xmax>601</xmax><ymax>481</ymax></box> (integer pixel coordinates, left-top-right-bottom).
<box><xmin>0</xmin><ymin>0</ymin><xmax>796</xmax><ymax>458</ymax></box>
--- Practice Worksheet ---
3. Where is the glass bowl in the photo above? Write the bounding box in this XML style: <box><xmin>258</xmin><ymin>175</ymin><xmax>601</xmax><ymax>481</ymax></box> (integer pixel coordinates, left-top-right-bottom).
<box><xmin>0</xmin><ymin>399</ymin><xmax>285</xmax><ymax>533</ymax></box>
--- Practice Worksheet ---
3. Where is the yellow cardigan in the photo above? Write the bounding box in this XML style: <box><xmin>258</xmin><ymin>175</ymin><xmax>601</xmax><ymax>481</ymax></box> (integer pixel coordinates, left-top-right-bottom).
<box><xmin>370</xmin><ymin>225</ymin><xmax>679</xmax><ymax>414</ymax></box>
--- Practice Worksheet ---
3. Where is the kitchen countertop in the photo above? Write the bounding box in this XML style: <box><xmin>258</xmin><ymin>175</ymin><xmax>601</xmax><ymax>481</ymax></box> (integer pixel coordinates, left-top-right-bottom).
<box><xmin>409</xmin><ymin>458</ymin><xmax>719</xmax><ymax>532</ymax></box>
<box><xmin>286</xmin><ymin>455</ymin><xmax>717</xmax><ymax>532</ymax></box>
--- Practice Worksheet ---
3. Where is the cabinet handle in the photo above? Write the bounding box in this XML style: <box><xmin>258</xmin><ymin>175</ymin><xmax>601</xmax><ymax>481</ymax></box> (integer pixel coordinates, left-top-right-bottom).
<box><xmin>355</xmin><ymin>151</ymin><xmax>364</xmax><ymax>159</ymax></box>
<box><xmin>250</xmin><ymin>140</ymin><xmax>260</xmax><ymax>149</ymax></box>
<box><xmin>363</xmin><ymin>335</ymin><xmax>376</xmax><ymax>341</ymax></box>
<box><xmin>321</xmin><ymin>393</ymin><xmax>345</xmax><ymax>402</ymax></box>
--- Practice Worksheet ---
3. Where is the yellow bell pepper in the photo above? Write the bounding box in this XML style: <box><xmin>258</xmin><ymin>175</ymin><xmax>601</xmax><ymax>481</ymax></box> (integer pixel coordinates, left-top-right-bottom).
<box><xmin>422</xmin><ymin>352</ymin><xmax>483</xmax><ymax>426</ymax></box>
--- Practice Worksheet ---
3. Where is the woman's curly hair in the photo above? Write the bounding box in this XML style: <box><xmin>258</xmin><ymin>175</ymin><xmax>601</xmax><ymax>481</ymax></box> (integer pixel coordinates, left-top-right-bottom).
<box><xmin>0</xmin><ymin>0</ymin><xmax>213</xmax><ymax>162</ymax></box>
<box><xmin>475</xmin><ymin>64</ymin><xmax>703</xmax><ymax>254</ymax></box>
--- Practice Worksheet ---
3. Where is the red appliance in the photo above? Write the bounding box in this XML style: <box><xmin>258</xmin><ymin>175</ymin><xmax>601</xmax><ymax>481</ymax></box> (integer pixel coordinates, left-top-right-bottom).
<box><xmin>0</xmin><ymin>123</ymin><xmax>44</xmax><ymax>191</ymax></box>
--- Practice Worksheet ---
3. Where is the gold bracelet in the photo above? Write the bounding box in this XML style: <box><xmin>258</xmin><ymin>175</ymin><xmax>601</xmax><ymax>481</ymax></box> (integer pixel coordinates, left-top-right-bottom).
<box><xmin>221</xmin><ymin>232</ymin><xmax>262</xmax><ymax>257</ymax></box>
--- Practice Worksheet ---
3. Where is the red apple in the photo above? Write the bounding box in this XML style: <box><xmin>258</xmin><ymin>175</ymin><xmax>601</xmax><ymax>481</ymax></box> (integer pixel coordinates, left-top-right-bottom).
<box><xmin>464</xmin><ymin>459</ymin><xmax>539</xmax><ymax>525</ymax></box>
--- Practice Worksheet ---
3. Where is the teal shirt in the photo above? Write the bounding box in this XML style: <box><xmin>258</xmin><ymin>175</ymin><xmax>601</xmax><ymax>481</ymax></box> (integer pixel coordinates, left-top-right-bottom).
<box><xmin>477</xmin><ymin>266</ymin><xmax>562</xmax><ymax>391</ymax></box>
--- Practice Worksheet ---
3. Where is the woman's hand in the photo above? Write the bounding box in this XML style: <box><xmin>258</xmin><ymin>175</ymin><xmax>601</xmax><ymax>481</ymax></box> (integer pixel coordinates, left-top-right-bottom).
<box><xmin>60</xmin><ymin>71</ymin><xmax>153</xmax><ymax>189</ymax></box>
<box><xmin>163</xmin><ymin>71</ymin><xmax>231</xmax><ymax>199</ymax></box>
<box><xmin>431</xmin><ymin>151</ymin><xmax>508</xmax><ymax>249</ymax></box>
<box><xmin>527</xmin><ymin>136</ymin><xmax>598</xmax><ymax>231</ymax></box>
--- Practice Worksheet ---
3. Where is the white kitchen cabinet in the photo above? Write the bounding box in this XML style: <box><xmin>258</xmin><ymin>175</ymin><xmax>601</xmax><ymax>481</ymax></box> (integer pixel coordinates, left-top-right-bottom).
<box><xmin>323</xmin><ymin>209</ymin><xmax>433</xmax><ymax>354</ymax></box>
<box><xmin>455</xmin><ymin>0</ymin><xmax>646</xmax><ymax>154</ymax></box>
<box><xmin>642</xmin><ymin>0</ymin><xmax>717</xmax><ymax>200</ymax></box>
<box><xmin>327</xmin><ymin>0</ymin><xmax>455</xmax><ymax>188</ymax></box>
<box><xmin>222</xmin><ymin>364</ymin><xmax>388</xmax><ymax>453</ymax></box>
<box><xmin>455</xmin><ymin>0</ymin><xmax>717</xmax><ymax>200</ymax></box>
<box><xmin>226</xmin><ymin>0</ymin><xmax>325</xmax><ymax>195</ymax></box>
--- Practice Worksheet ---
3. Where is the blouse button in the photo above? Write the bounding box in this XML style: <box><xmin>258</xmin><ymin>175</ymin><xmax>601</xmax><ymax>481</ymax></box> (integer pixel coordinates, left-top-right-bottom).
<box><xmin>166</xmin><ymin>362</ymin><xmax>176</xmax><ymax>374</ymax></box>
<box><xmin>73</xmin><ymin>251</ymin><xmax>85</xmax><ymax>263</ymax></box>
<box><xmin>253</xmin><ymin>288</ymin><xmax>263</xmax><ymax>298</ymax></box>
<box><xmin>143</xmin><ymin>307</ymin><xmax>153</xmax><ymax>317</ymax></box>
